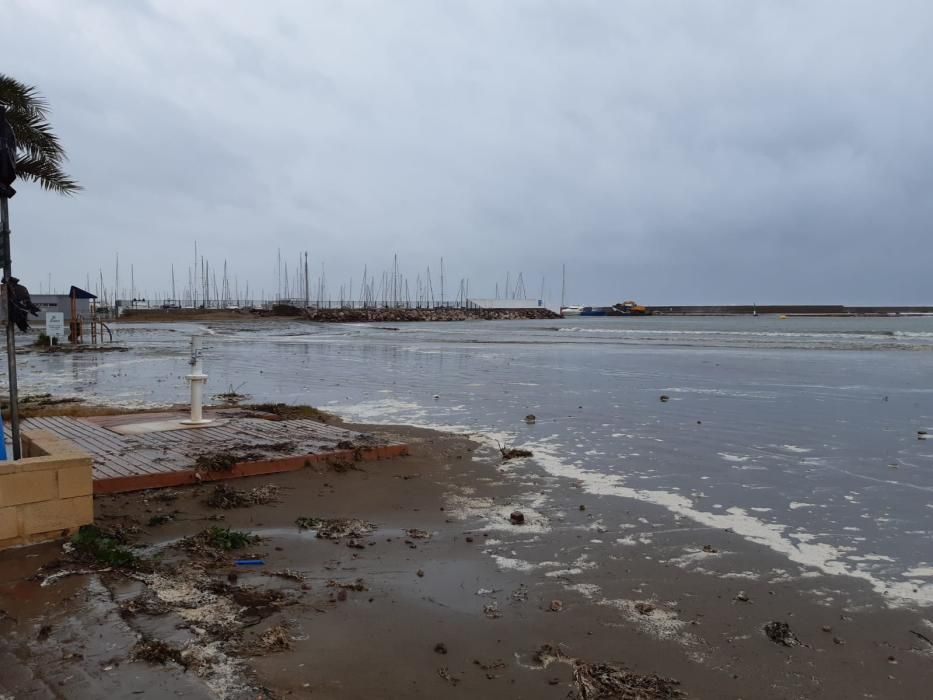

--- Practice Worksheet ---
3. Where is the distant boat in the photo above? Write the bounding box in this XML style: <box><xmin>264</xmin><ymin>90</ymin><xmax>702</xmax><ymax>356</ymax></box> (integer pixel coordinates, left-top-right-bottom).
<box><xmin>561</xmin><ymin>305</ymin><xmax>606</xmax><ymax>317</ymax></box>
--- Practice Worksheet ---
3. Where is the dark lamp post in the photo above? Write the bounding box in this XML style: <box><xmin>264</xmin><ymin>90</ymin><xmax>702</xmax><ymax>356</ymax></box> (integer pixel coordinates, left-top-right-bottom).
<box><xmin>0</xmin><ymin>106</ymin><xmax>22</xmax><ymax>459</ymax></box>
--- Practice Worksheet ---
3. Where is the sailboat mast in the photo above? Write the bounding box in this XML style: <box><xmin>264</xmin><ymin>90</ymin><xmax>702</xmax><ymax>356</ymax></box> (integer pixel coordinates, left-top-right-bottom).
<box><xmin>561</xmin><ymin>263</ymin><xmax>566</xmax><ymax>309</ymax></box>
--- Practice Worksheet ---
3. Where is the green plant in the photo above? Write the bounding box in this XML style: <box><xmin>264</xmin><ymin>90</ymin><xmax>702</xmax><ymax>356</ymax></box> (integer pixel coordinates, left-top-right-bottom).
<box><xmin>204</xmin><ymin>526</ymin><xmax>258</xmax><ymax>550</ymax></box>
<box><xmin>71</xmin><ymin>525</ymin><xmax>138</xmax><ymax>568</ymax></box>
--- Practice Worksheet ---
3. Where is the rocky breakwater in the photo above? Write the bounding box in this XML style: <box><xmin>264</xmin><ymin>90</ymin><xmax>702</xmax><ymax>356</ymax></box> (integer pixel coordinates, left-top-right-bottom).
<box><xmin>294</xmin><ymin>307</ymin><xmax>560</xmax><ymax>322</ymax></box>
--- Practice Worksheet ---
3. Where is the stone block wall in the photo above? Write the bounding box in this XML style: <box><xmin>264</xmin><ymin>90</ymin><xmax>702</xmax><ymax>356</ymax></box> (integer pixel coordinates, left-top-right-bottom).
<box><xmin>0</xmin><ymin>430</ymin><xmax>93</xmax><ymax>549</ymax></box>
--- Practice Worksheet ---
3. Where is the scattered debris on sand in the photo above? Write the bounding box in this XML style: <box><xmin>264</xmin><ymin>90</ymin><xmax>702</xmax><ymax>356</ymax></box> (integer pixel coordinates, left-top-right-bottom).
<box><xmin>437</xmin><ymin>666</ymin><xmax>461</xmax><ymax>686</ymax></box>
<box><xmin>405</xmin><ymin>528</ymin><xmax>432</xmax><ymax>539</ymax></box>
<box><xmin>474</xmin><ymin>658</ymin><xmax>506</xmax><ymax>671</ymax></box>
<box><xmin>244</xmin><ymin>403</ymin><xmax>334</xmax><ymax>422</ymax></box>
<box><xmin>635</xmin><ymin>602</ymin><xmax>656</xmax><ymax>616</ymax></box>
<box><xmin>500</xmin><ymin>446</ymin><xmax>533</xmax><ymax>460</ymax></box>
<box><xmin>213</xmin><ymin>383</ymin><xmax>250</xmax><ymax>405</ymax></box>
<box><xmin>133</xmin><ymin>638</ymin><xmax>186</xmax><ymax>667</ymax></box>
<box><xmin>511</xmin><ymin>584</ymin><xmax>530</xmax><ymax>602</ymax></box>
<box><xmin>195</xmin><ymin>451</ymin><xmax>248</xmax><ymax>472</ymax></box>
<box><xmin>269</xmin><ymin>569</ymin><xmax>306</xmax><ymax>582</ymax></box>
<box><xmin>764</xmin><ymin>620</ymin><xmax>802</xmax><ymax>647</ymax></box>
<box><xmin>533</xmin><ymin>643</ymin><xmax>568</xmax><ymax>668</ymax></box>
<box><xmin>204</xmin><ymin>483</ymin><xmax>280</xmax><ymax>509</ymax></box>
<box><xmin>119</xmin><ymin>592</ymin><xmax>170</xmax><ymax>618</ymax></box>
<box><xmin>295</xmin><ymin>517</ymin><xmax>375</xmax><ymax>540</ymax></box>
<box><xmin>327</xmin><ymin>578</ymin><xmax>368</xmax><ymax>592</ymax></box>
<box><xmin>150</xmin><ymin>489</ymin><xmax>180</xmax><ymax>503</ymax></box>
<box><xmin>571</xmin><ymin>660</ymin><xmax>684</xmax><ymax>700</ymax></box>
<box><xmin>253</xmin><ymin>624</ymin><xmax>292</xmax><ymax>653</ymax></box>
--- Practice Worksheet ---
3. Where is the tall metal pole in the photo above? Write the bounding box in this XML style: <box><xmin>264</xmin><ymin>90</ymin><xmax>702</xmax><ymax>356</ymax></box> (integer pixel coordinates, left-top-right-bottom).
<box><xmin>1</xmin><ymin>196</ymin><xmax>21</xmax><ymax>459</ymax></box>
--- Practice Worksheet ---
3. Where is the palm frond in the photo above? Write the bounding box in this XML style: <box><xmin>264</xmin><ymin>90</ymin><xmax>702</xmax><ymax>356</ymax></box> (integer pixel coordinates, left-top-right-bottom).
<box><xmin>0</xmin><ymin>73</ymin><xmax>80</xmax><ymax>195</ymax></box>
<box><xmin>15</xmin><ymin>154</ymin><xmax>82</xmax><ymax>196</ymax></box>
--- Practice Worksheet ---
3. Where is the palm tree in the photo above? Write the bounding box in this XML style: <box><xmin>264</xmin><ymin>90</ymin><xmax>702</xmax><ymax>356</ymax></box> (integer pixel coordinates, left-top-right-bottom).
<box><xmin>0</xmin><ymin>74</ymin><xmax>80</xmax><ymax>195</ymax></box>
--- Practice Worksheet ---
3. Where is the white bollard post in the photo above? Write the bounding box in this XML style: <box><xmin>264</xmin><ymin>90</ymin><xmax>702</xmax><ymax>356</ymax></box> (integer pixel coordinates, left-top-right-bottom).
<box><xmin>181</xmin><ymin>334</ymin><xmax>212</xmax><ymax>425</ymax></box>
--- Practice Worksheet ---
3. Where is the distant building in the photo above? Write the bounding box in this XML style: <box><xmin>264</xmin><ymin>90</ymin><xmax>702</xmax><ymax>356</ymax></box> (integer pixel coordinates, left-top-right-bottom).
<box><xmin>3</xmin><ymin>286</ymin><xmax>96</xmax><ymax>324</ymax></box>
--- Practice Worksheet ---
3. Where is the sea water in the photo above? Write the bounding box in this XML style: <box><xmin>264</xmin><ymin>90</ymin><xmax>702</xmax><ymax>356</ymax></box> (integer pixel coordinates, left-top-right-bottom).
<box><xmin>7</xmin><ymin>314</ymin><xmax>933</xmax><ymax>604</ymax></box>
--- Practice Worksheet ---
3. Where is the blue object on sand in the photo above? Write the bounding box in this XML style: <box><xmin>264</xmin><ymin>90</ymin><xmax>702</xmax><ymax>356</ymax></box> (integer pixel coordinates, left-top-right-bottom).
<box><xmin>234</xmin><ymin>559</ymin><xmax>265</xmax><ymax>566</ymax></box>
<box><xmin>0</xmin><ymin>413</ymin><xmax>6</xmax><ymax>461</ymax></box>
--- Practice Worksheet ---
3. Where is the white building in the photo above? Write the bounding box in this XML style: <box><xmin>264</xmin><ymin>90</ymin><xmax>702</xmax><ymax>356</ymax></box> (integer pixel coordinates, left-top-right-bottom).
<box><xmin>466</xmin><ymin>298</ymin><xmax>544</xmax><ymax>309</ymax></box>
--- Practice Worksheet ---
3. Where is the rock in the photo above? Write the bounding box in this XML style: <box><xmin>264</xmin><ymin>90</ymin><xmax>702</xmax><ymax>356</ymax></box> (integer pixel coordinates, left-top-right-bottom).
<box><xmin>337</xmin><ymin>589</ymin><xmax>348</xmax><ymax>602</ymax></box>
<box><xmin>833</xmin><ymin>636</ymin><xmax>845</xmax><ymax>645</ymax></box>
<box><xmin>702</xmin><ymin>544</ymin><xmax>718</xmax><ymax>553</ymax></box>
<box><xmin>579</xmin><ymin>504</ymin><xmax>586</xmax><ymax>511</ymax></box>
<box><xmin>763</xmin><ymin>621</ymin><xmax>801</xmax><ymax>647</ymax></box>
<box><xmin>549</xmin><ymin>599</ymin><xmax>563</xmax><ymax>612</ymax></box>
<box><xmin>524</xmin><ymin>414</ymin><xmax>536</xmax><ymax>424</ymax></box>
<box><xmin>509</xmin><ymin>511</ymin><xmax>525</xmax><ymax>525</ymax></box>
<box><xmin>434</xmin><ymin>642</ymin><xmax>448</xmax><ymax>654</ymax></box>
<box><xmin>660</xmin><ymin>395</ymin><xmax>670</xmax><ymax>402</ymax></box>
<box><xmin>465</xmin><ymin>536</ymin><xmax>474</xmax><ymax>543</ymax></box>
<box><xmin>734</xmin><ymin>591</ymin><xmax>750</xmax><ymax>603</ymax></box>
<box><xmin>821</xmin><ymin>625</ymin><xmax>832</xmax><ymax>633</ymax></box>
<box><xmin>416</xmin><ymin>569</ymin><xmax>425</xmax><ymax>578</ymax></box>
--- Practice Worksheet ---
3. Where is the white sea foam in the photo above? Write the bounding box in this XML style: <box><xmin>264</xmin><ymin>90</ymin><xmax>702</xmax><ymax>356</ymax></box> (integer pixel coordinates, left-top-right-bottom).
<box><xmin>523</xmin><ymin>441</ymin><xmax>933</xmax><ymax>607</ymax></box>
<box><xmin>780</xmin><ymin>444</ymin><xmax>812</xmax><ymax>453</ymax></box>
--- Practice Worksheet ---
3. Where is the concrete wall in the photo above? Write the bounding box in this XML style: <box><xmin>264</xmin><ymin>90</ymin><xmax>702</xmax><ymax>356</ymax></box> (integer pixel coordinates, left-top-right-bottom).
<box><xmin>0</xmin><ymin>430</ymin><xmax>93</xmax><ymax>549</ymax></box>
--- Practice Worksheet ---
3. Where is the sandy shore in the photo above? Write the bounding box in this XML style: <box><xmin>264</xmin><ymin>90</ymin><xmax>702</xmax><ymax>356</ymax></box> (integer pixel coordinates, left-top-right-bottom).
<box><xmin>1</xmin><ymin>421</ymin><xmax>932</xmax><ymax>699</ymax></box>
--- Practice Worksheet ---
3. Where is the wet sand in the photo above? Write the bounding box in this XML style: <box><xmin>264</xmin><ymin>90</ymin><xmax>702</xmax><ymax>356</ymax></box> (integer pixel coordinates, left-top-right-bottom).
<box><xmin>2</xmin><ymin>422</ymin><xmax>932</xmax><ymax>699</ymax></box>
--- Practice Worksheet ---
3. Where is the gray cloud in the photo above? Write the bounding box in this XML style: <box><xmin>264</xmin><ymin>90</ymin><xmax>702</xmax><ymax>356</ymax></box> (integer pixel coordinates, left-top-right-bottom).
<box><xmin>2</xmin><ymin>0</ymin><xmax>932</xmax><ymax>305</ymax></box>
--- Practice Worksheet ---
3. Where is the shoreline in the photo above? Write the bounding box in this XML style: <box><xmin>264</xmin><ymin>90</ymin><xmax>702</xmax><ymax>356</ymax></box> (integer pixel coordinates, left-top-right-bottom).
<box><xmin>2</xmin><ymin>410</ymin><xmax>932</xmax><ymax>698</ymax></box>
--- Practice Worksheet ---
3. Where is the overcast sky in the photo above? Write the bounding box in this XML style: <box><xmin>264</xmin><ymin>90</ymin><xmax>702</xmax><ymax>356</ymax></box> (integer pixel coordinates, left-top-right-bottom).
<box><xmin>3</xmin><ymin>0</ymin><xmax>932</xmax><ymax>306</ymax></box>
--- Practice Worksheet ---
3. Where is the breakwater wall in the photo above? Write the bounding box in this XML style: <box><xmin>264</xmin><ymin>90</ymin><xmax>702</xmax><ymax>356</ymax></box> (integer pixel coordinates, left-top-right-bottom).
<box><xmin>122</xmin><ymin>307</ymin><xmax>560</xmax><ymax>323</ymax></box>
<box><xmin>647</xmin><ymin>305</ymin><xmax>933</xmax><ymax>316</ymax></box>
<box><xmin>299</xmin><ymin>307</ymin><xmax>561</xmax><ymax>322</ymax></box>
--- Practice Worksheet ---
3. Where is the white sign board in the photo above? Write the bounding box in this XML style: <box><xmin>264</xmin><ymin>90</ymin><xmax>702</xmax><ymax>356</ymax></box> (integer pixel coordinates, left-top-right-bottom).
<box><xmin>46</xmin><ymin>312</ymin><xmax>65</xmax><ymax>341</ymax></box>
